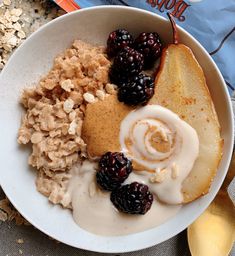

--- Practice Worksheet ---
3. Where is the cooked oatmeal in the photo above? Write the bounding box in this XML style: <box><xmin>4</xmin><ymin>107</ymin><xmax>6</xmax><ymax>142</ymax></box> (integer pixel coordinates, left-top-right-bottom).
<box><xmin>18</xmin><ymin>40</ymin><xmax>116</xmax><ymax>206</ymax></box>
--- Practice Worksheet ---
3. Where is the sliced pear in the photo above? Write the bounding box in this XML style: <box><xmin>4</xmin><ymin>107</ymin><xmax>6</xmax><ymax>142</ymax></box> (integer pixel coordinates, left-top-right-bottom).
<box><xmin>149</xmin><ymin>43</ymin><xmax>223</xmax><ymax>202</ymax></box>
<box><xmin>187</xmin><ymin>192</ymin><xmax>235</xmax><ymax>256</ymax></box>
<box><xmin>148</xmin><ymin>13</ymin><xmax>222</xmax><ymax>202</ymax></box>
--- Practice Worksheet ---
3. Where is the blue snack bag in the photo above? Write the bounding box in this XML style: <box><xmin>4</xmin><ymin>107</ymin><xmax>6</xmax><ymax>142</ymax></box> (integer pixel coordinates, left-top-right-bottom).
<box><xmin>54</xmin><ymin>0</ymin><xmax>235</xmax><ymax>94</ymax></box>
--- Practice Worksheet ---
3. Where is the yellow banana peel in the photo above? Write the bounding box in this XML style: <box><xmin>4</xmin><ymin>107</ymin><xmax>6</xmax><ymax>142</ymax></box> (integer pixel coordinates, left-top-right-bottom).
<box><xmin>188</xmin><ymin>156</ymin><xmax>235</xmax><ymax>256</ymax></box>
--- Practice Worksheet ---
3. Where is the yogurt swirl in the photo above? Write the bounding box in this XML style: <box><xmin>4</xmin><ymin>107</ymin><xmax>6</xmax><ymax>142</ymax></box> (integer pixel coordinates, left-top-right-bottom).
<box><xmin>119</xmin><ymin>105</ymin><xmax>199</xmax><ymax>204</ymax></box>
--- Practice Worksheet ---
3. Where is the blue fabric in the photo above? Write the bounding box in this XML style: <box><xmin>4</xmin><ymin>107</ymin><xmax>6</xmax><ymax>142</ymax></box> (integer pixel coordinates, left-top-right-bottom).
<box><xmin>56</xmin><ymin>0</ymin><xmax>235</xmax><ymax>94</ymax></box>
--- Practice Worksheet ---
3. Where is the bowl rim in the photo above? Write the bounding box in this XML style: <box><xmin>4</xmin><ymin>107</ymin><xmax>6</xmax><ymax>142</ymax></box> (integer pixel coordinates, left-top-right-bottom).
<box><xmin>0</xmin><ymin>5</ymin><xmax>234</xmax><ymax>253</ymax></box>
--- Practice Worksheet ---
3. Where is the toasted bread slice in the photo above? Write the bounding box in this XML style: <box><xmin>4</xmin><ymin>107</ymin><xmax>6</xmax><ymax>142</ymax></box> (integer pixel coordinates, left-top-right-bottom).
<box><xmin>149</xmin><ymin>44</ymin><xmax>223</xmax><ymax>203</ymax></box>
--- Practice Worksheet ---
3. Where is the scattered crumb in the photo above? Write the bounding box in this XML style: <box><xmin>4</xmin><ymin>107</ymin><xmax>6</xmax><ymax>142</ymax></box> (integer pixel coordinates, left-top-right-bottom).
<box><xmin>149</xmin><ymin>168</ymin><xmax>166</xmax><ymax>183</ymax></box>
<box><xmin>0</xmin><ymin>209</ymin><xmax>8</xmax><ymax>221</ymax></box>
<box><xmin>3</xmin><ymin>0</ymin><xmax>11</xmax><ymax>6</ymax></box>
<box><xmin>19</xmin><ymin>249</ymin><xmax>23</xmax><ymax>255</ymax></box>
<box><xmin>0</xmin><ymin>0</ymin><xmax>66</xmax><ymax>227</ymax></box>
<box><xmin>0</xmin><ymin>0</ymin><xmax>65</xmax><ymax>71</ymax></box>
<box><xmin>16</xmin><ymin>238</ymin><xmax>24</xmax><ymax>244</ymax></box>
<box><xmin>0</xmin><ymin>198</ymin><xmax>29</xmax><ymax>225</ymax></box>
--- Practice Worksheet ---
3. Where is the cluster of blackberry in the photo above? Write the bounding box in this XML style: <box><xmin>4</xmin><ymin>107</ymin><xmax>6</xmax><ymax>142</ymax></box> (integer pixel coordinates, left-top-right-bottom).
<box><xmin>107</xmin><ymin>29</ymin><xmax>162</xmax><ymax>106</ymax></box>
<box><xmin>93</xmin><ymin>29</ymin><xmax>162</xmax><ymax>215</ymax></box>
<box><xmin>96</xmin><ymin>152</ymin><xmax>153</xmax><ymax>215</ymax></box>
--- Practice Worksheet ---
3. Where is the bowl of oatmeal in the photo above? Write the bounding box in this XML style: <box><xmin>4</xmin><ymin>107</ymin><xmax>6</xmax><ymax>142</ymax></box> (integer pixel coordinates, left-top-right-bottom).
<box><xmin>0</xmin><ymin>6</ymin><xmax>233</xmax><ymax>253</ymax></box>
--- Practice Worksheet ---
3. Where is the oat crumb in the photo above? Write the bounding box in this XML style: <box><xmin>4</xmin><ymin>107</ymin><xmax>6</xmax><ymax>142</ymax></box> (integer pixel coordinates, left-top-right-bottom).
<box><xmin>149</xmin><ymin>168</ymin><xmax>166</xmax><ymax>183</ymax></box>
<box><xmin>96</xmin><ymin>90</ymin><xmax>105</xmax><ymax>101</ymax></box>
<box><xmin>171</xmin><ymin>162</ymin><xmax>179</xmax><ymax>179</ymax></box>
<box><xmin>17</xmin><ymin>30</ymin><xmax>26</xmax><ymax>39</ymax></box>
<box><xmin>83</xmin><ymin>92</ymin><xmax>95</xmax><ymax>103</ymax></box>
<box><xmin>0</xmin><ymin>198</ymin><xmax>29</xmax><ymax>225</ymax></box>
<box><xmin>0</xmin><ymin>210</ymin><xmax>8</xmax><ymax>222</ymax></box>
<box><xmin>10</xmin><ymin>8</ymin><xmax>23</xmax><ymax>17</ymax></box>
<box><xmin>63</xmin><ymin>99</ymin><xmax>74</xmax><ymax>113</ymax></box>
<box><xmin>3</xmin><ymin>0</ymin><xmax>11</xmax><ymax>6</ymax></box>
<box><xmin>16</xmin><ymin>238</ymin><xmax>24</xmax><ymax>244</ymax></box>
<box><xmin>60</xmin><ymin>79</ymin><xmax>74</xmax><ymax>92</ymax></box>
<box><xmin>105</xmin><ymin>83</ymin><xmax>116</xmax><ymax>95</ymax></box>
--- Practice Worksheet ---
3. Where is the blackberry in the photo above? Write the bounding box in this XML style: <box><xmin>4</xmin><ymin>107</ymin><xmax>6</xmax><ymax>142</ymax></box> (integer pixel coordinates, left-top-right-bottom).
<box><xmin>96</xmin><ymin>152</ymin><xmax>133</xmax><ymax>191</ymax></box>
<box><xmin>118</xmin><ymin>73</ymin><xmax>154</xmax><ymax>105</ymax></box>
<box><xmin>107</xmin><ymin>29</ymin><xmax>134</xmax><ymax>57</ymax></box>
<box><xmin>109</xmin><ymin>65</ymin><xmax>129</xmax><ymax>86</ymax></box>
<box><xmin>111</xmin><ymin>182</ymin><xmax>153</xmax><ymax>214</ymax></box>
<box><xmin>111</xmin><ymin>46</ymin><xmax>144</xmax><ymax>85</ymax></box>
<box><xmin>134</xmin><ymin>32</ymin><xmax>162</xmax><ymax>68</ymax></box>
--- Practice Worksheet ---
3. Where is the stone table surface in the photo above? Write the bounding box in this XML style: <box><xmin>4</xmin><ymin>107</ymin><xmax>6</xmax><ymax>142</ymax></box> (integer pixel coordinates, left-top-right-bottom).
<box><xmin>0</xmin><ymin>1</ymin><xmax>234</xmax><ymax>256</ymax></box>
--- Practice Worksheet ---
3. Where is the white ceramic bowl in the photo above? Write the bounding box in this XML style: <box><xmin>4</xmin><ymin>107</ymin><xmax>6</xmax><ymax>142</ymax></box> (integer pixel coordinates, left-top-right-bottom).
<box><xmin>0</xmin><ymin>6</ymin><xmax>233</xmax><ymax>253</ymax></box>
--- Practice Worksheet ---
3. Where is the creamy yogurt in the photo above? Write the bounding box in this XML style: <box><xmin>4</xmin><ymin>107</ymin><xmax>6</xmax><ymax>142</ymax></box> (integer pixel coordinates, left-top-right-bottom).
<box><xmin>68</xmin><ymin>105</ymin><xmax>199</xmax><ymax>236</ymax></box>
<box><xmin>69</xmin><ymin>161</ymin><xmax>181</xmax><ymax>236</ymax></box>
<box><xmin>119</xmin><ymin>105</ymin><xmax>199</xmax><ymax>204</ymax></box>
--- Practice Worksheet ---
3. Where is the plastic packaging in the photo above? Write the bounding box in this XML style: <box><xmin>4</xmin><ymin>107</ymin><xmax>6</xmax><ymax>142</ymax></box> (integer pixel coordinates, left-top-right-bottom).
<box><xmin>53</xmin><ymin>0</ymin><xmax>235</xmax><ymax>94</ymax></box>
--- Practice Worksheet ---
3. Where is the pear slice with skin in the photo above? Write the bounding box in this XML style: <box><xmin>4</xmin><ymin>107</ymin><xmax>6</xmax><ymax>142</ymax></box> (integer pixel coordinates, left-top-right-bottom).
<box><xmin>149</xmin><ymin>14</ymin><xmax>223</xmax><ymax>202</ymax></box>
